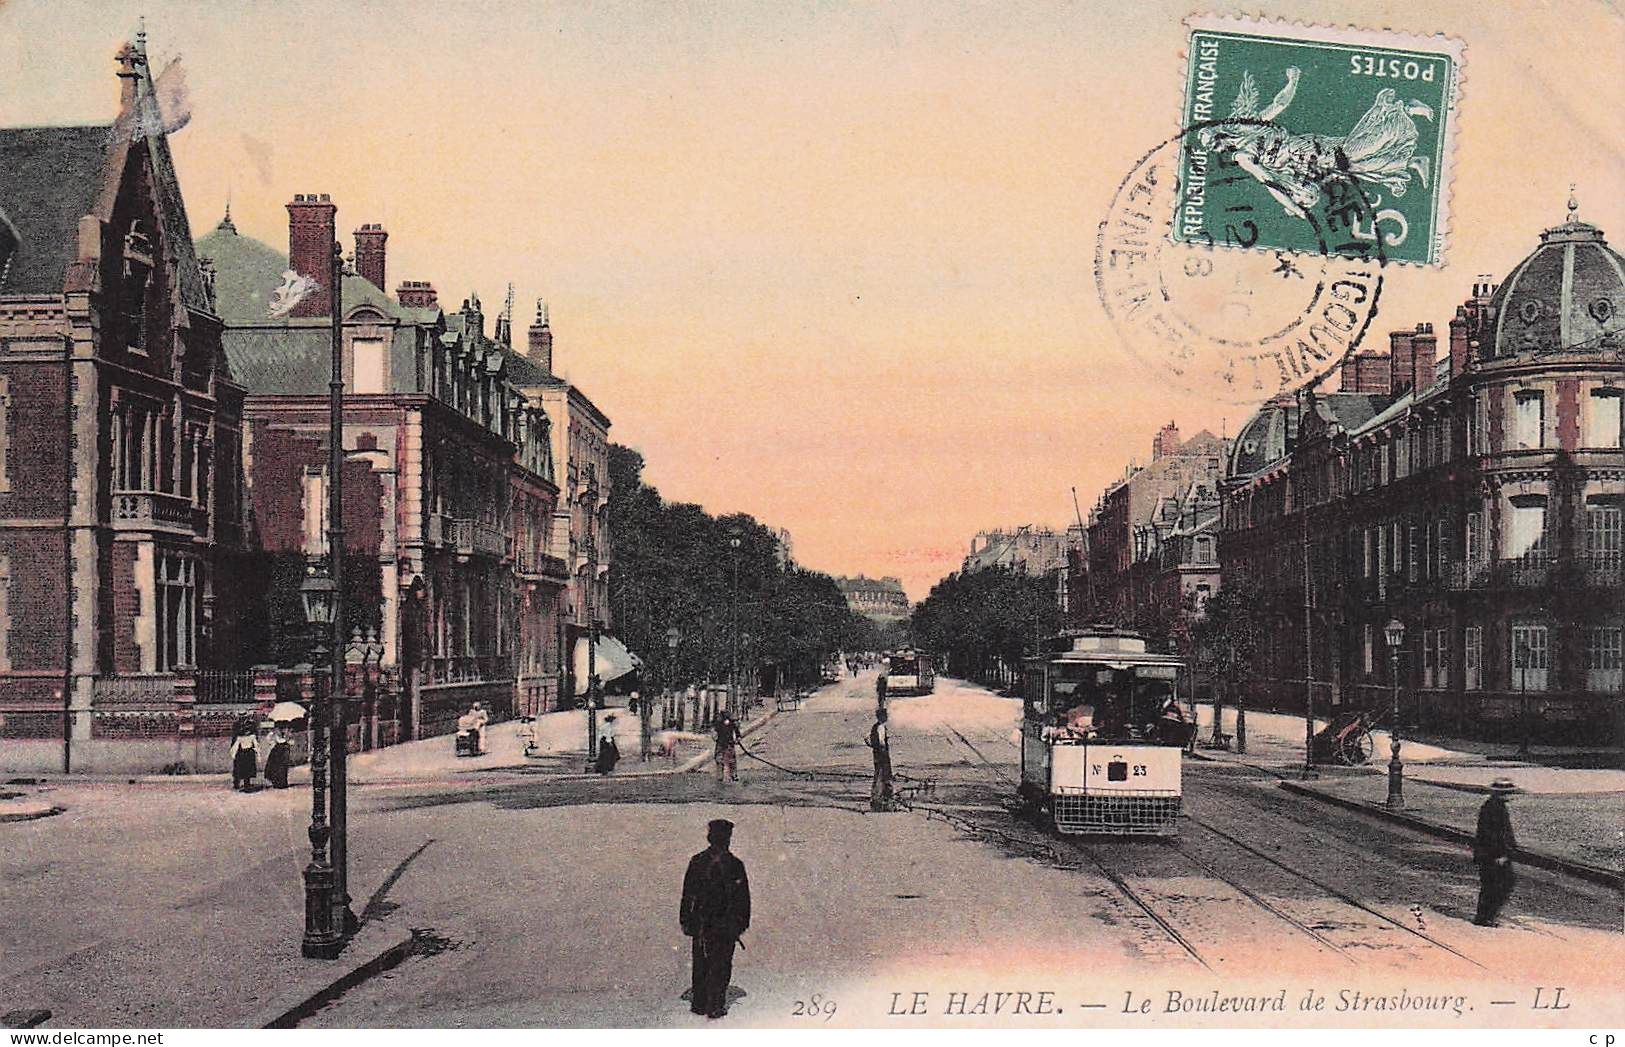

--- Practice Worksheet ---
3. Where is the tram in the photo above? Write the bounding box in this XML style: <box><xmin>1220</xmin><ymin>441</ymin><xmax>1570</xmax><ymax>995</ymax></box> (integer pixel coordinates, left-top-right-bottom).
<box><xmin>1018</xmin><ymin>628</ymin><xmax>1194</xmax><ymax>836</ymax></box>
<box><xmin>882</xmin><ymin>648</ymin><xmax>936</xmax><ymax>697</ymax></box>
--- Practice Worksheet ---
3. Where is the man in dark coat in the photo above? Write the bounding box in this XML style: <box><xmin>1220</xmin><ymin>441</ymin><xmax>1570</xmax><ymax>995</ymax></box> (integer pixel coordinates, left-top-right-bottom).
<box><xmin>867</xmin><ymin>707</ymin><xmax>894</xmax><ymax>811</ymax></box>
<box><xmin>1472</xmin><ymin>777</ymin><xmax>1519</xmax><ymax>926</ymax></box>
<box><xmin>681</xmin><ymin>819</ymin><xmax>751</xmax><ymax>1018</ymax></box>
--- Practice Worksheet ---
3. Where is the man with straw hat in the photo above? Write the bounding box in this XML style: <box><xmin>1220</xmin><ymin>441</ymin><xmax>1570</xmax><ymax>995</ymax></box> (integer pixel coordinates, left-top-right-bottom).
<box><xmin>1472</xmin><ymin>777</ymin><xmax>1519</xmax><ymax>926</ymax></box>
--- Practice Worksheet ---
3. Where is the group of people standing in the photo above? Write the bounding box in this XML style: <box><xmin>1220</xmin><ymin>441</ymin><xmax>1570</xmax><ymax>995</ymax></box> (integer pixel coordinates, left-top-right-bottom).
<box><xmin>227</xmin><ymin>722</ymin><xmax>294</xmax><ymax>791</ymax></box>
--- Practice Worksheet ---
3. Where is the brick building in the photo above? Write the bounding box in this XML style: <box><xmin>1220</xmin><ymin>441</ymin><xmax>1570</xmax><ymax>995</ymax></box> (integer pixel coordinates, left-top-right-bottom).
<box><xmin>1069</xmin><ymin>422</ymin><xmax>1230</xmax><ymax>637</ymax></box>
<box><xmin>1220</xmin><ymin>203</ymin><xmax>1625</xmax><ymax>742</ymax></box>
<box><xmin>0</xmin><ymin>39</ymin><xmax>262</xmax><ymax>773</ymax></box>
<box><xmin>197</xmin><ymin>198</ymin><xmax>569</xmax><ymax>741</ymax></box>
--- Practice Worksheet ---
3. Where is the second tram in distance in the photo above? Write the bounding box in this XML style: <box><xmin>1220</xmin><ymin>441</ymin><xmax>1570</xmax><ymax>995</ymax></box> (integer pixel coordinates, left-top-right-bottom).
<box><xmin>882</xmin><ymin>648</ymin><xmax>936</xmax><ymax>697</ymax></box>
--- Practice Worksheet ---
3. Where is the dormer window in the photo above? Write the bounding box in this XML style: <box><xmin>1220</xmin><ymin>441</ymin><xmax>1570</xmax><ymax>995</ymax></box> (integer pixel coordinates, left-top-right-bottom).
<box><xmin>122</xmin><ymin>223</ymin><xmax>154</xmax><ymax>354</ymax></box>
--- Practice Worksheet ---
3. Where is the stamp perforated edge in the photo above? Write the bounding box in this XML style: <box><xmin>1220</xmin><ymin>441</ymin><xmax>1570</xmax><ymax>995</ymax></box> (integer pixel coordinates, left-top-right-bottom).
<box><xmin>1178</xmin><ymin>12</ymin><xmax>1467</xmax><ymax>269</ymax></box>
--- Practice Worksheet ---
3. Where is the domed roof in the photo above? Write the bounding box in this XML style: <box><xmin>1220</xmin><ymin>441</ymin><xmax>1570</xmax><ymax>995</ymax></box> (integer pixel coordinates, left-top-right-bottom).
<box><xmin>1227</xmin><ymin>394</ymin><xmax>1298</xmax><ymax>479</ymax></box>
<box><xmin>1488</xmin><ymin>199</ymin><xmax>1625</xmax><ymax>359</ymax></box>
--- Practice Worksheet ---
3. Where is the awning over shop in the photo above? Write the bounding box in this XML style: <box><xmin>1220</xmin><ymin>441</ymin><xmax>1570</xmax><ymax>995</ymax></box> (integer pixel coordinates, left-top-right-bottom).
<box><xmin>573</xmin><ymin>634</ymin><xmax>644</xmax><ymax>694</ymax></box>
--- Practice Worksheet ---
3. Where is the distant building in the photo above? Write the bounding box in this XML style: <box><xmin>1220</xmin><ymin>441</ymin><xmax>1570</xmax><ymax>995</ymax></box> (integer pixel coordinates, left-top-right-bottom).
<box><xmin>963</xmin><ymin>526</ymin><xmax>1068</xmax><ymax>576</ymax></box>
<box><xmin>1071</xmin><ymin>422</ymin><xmax>1231</xmax><ymax>634</ymax></box>
<box><xmin>836</xmin><ymin>575</ymin><xmax>909</xmax><ymax>622</ymax></box>
<box><xmin>772</xmin><ymin>527</ymin><xmax>794</xmax><ymax>569</ymax></box>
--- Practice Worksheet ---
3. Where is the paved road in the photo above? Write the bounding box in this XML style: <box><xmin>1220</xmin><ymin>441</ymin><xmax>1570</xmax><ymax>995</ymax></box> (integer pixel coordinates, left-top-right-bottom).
<box><xmin>303</xmin><ymin>672</ymin><xmax>1623</xmax><ymax>1028</ymax></box>
<box><xmin>4</xmin><ymin>672</ymin><xmax>1619</xmax><ymax>1028</ymax></box>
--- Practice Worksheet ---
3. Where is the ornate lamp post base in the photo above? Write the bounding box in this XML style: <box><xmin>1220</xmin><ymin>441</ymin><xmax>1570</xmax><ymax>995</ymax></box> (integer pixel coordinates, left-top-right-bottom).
<box><xmin>302</xmin><ymin>856</ymin><xmax>344</xmax><ymax>959</ymax></box>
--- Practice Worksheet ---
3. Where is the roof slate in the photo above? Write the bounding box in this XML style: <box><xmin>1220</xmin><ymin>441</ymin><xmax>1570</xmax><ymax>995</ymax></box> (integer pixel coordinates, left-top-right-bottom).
<box><xmin>0</xmin><ymin>125</ymin><xmax>111</xmax><ymax>294</ymax></box>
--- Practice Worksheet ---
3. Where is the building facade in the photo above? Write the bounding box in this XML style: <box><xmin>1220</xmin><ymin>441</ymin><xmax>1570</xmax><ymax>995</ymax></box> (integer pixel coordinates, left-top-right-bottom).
<box><xmin>1220</xmin><ymin>205</ymin><xmax>1625</xmax><ymax>742</ymax></box>
<box><xmin>0</xmin><ymin>40</ymin><xmax>262</xmax><ymax>773</ymax></box>
<box><xmin>1070</xmin><ymin>423</ymin><xmax>1230</xmax><ymax>637</ymax></box>
<box><xmin>520</xmin><ymin>302</ymin><xmax>614</xmax><ymax>707</ymax></box>
<box><xmin>199</xmin><ymin>196</ymin><xmax>568</xmax><ymax>742</ymax></box>
<box><xmin>836</xmin><ymin>575</ymin><xmax>910</xmax><ymax>623</ymax></box>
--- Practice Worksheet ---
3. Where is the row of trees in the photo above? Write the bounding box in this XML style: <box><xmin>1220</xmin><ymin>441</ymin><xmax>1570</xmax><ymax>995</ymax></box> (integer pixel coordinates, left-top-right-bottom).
<box><xmin>606</xmin><ymin>444</ymin><xmax>870</xmax><ymax>692</ymax></box>
<box><xmin>909</xmin><ymin>567</ymin><xmax>1062</xmax><ymax>687</ymax></box>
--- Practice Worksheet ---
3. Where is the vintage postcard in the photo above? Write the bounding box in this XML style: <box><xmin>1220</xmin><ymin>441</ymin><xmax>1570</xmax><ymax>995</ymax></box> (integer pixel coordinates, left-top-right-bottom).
<box><xmin>0</xmin><ymin>0</ymin><xmax>1620</xmax><ymax>1040</ymax></box>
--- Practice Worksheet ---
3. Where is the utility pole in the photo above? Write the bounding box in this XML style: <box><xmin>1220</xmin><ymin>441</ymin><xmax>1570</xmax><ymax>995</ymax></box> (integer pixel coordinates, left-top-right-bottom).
<box><xmin>1302</xmin><ymin>502</ymin><xmax>1317</xmax><ymax>778</ymax></box>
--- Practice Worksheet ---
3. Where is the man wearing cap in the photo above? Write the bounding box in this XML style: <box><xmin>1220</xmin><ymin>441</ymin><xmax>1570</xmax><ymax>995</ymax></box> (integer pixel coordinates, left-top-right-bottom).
<box><xmin>680</xmin><ymin>819</ymin><xmax>751</xmax><ymax>1018</ymax></box>
<box><xmin>1472</xmin><ymin>777</ymin><xmax>1519</xmax><ymax>926</ymax></box>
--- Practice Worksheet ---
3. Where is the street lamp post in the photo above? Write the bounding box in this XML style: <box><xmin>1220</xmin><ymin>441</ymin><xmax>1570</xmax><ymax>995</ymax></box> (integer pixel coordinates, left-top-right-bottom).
<box><xmin>324</xmin><ymin>241</ymin><xmax>356</xmax><ymax>945</ymax></box>
<box><xmin>661</xmin><ymin>626</ymin><xmax>681</xmax><ymax>746</ymax></box>
<box><xmin>299</xmin><ymin>564</ymin><xmax>340</xmax><ymax>958</ymax></box>
<box><xmin>584</xmin><ymin>531</ymin><xmax>600</xmax><ymax>771</ymax></box>
<box><xmin>1515</xmin><ymin>640</ymin><xmax>1532</xmax><ymax>757</ymax></box>
<box><xmin>728</xmin><ymin>528</ymin><xmax>742</xmax><ymax>719</ymax></box>
<box><xmin>1384</xmin><ymin>617</ymin><xmax>1406</xmax><ymax>810</ymax></box>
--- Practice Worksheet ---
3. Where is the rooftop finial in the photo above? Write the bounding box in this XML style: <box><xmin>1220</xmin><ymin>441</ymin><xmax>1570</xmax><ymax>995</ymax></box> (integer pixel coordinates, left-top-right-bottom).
<box><xmin>218</xmin><ymin>189</ymin><xmax>235</xmax><ymax>233</ymax></box>
<box><xmin>537</xmin><ymin>297</ymin><xmax>549</xmax><ymax>326</ymax></box>
<box><xmin>1567</xmin><ymin>183</ymin><xmax>1579</xmax><ymax>222</ymax></box>
<box><xmin>135</xmin><ymin>17</ymin><xmax>147</xmax><ymax>55</ymax></box>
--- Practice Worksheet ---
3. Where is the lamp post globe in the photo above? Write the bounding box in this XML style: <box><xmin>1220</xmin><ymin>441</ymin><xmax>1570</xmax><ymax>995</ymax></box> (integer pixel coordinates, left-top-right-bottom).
<box><xmin>1384</xmin><ymin>618</ymin><xmax>1405</xmax><ymax>810</ymax></box>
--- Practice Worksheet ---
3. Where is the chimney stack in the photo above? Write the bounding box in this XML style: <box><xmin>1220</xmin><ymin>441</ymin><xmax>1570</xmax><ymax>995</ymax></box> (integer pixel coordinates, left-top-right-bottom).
<box><xmin>354</xmin><ymin>223</ymin><xmax>387</xmax><ymax>290</ymax></box>
<box><xmin>395</xmin><ymin>280</ymin><xmax>438</xmax><ymax>310</ymax></box>
<box><xmin>1448</xmin><ymin>311</ymin><xmax>1472</xmax><ymax>376</ymax></box>
<box><xmin>1339</xmin><ymin>351</ymin><xmax>1393</xmax><ymax>395</ymax></box>
<box><xmin>1389</xmin><ymin>328</ymin><xmax>1416</xmax><ymax>397</ymax></box>
<box><xmin>526</xmin><ymin>298</ymin><xmax>553</xmax><ymax>373</ymax></box>
<box><xmin>286</xmin><ymin>193</ymin><xmax>337</xmax><ymax>318</ymax></box>
<box><xmin>1152</xmin><ymin>420</ymin><xmax>1181</xmax><ymax>461</ymax></box>
<box><xmin>1411</xmin><ymin>322</ymin><xmax>1438</xmax><ymax>392</ymax></box>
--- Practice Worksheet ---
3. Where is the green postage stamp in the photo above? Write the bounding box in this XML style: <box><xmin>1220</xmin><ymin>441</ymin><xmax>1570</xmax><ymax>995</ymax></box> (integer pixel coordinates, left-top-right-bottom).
<box><xmin>1176</xmin><ymin>15</ymin><xmax>1463</xmax><ymax>266</ymax></box>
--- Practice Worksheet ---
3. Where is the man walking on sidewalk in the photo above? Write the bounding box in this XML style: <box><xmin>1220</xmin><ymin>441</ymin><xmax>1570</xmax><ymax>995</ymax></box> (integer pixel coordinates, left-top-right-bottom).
<box><xmin>867</xmin><ymin>706</ymin><xmax>894</xmax><ymax>811</ymax></box>
<box><xmin>1472</xmin><ymin>777</ymin><xmax>1519</xmax><ymax>926</ymax></box>
<box><xmin>680</xmin><ymin>819</ymin><xmax>751</xmax><ymax>1019</ymax></box>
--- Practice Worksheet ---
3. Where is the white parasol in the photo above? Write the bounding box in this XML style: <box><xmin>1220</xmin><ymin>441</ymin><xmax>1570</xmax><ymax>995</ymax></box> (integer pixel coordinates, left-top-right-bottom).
<box><xmin>267</xmin><ymin>701</ymin><xmax>309</xmax><ymax>723</ymax></box>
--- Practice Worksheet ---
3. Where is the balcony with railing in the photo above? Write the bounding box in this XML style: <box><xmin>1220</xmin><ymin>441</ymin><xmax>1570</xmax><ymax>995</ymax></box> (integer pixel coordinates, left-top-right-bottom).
<box><xmin>450</xmin><ymin>518</ymin><xmax>508</xmax><ymax>559</ymax></box>
<box><xmin>112</xmin><ymin>490</ymin><xmax>203</xmax><ymax>536</ymax></box>
<box><xmin>1444</xmin><ymin>557</ymin><xmax>1553</xmax><ymax>590</ymax></box>
<box><xmin>1582</xmin><ymin>555</ymin><xmax>1623</xmax><ymax>588</ymax></box>
<box><xmin>426</xmin><ymin>511</ymin><xmax>449</xmax><ymax>547</ymax></box>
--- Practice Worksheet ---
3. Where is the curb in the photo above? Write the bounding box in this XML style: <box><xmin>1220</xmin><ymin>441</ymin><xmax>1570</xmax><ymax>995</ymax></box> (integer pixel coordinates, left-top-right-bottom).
<box><xmin>250</xmin><ymin>929</ymin><xmax>418</xmax><ymax>1029</ymax></box>
<box><xmin>1277</xmin><ymin>780</ymin><xmax>1622</xmax><ymax>891</ymax></box>
<box><xmin>0</xmin><ymin>805</ymin><xmax>64</xmax><ymax>823</ymax></box>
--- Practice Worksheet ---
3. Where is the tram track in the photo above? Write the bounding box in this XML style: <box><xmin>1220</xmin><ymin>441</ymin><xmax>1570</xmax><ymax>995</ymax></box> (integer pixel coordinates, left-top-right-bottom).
<box><xmin>930</xmin><ymin>719</ymin><xmax>1490</xmax><ymax>973</ymax></box>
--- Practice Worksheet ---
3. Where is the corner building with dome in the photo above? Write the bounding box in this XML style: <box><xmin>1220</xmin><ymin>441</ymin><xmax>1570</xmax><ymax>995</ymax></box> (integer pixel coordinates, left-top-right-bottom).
<box><xmin>1219</xmin><ymin>202</ymin><xmax>1624</xmax><ymax>744</ymax></box>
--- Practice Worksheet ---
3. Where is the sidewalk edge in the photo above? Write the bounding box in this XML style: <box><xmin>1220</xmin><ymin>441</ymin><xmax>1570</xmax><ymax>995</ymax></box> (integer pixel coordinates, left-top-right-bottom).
<box><xmin>1277</xmin><ymin>780</ymin><xmax>1622</xmax><ymax>891</ymax></box>
<box><xmin>251</xmin><ymin>930</ymin><xmax>418</xmax><ymax>1029</ymax></box>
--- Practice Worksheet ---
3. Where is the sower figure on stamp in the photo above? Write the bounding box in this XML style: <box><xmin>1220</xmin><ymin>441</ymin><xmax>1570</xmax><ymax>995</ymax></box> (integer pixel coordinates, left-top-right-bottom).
<box><xmin>867</xmin><ymin>706</ymin><xmax>894</xmax><ymax>811</ymax></box>
<box><xmin>1472</xmin><ymin>777</ymin><xmax>1519</xmax><ymax>926</ymax></box>
<box><xmin>680</xmin><ymin>819</ymin><xmax>751</xmax><ymax>1019</ymax></box>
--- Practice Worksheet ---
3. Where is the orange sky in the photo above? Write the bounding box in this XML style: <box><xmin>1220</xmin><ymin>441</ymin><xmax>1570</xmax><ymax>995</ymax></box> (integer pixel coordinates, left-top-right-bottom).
<box><xmin>3</xmin><ymin>0</ymin><xmax>1621</xmax><ymax>600</ymax></box>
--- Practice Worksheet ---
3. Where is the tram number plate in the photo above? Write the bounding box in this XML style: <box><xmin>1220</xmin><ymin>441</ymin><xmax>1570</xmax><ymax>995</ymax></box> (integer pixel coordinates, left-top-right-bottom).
<box><xmin>1099</xmin><ymin>761</ymin><xmax>1147</xmax><ymax>781</ymax></box>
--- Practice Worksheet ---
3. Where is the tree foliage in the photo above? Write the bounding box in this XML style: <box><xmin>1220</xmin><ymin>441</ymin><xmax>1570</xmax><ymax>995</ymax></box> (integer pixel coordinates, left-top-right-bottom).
<box><xmin>909</xmin><ymin>567</ymin><xmax>1061</xmax><ymax>681</ymax></box>
<box><xmin>606</xmin><ymin>444</ymin><xmax>866</xmax><ymax>690</ymax></box>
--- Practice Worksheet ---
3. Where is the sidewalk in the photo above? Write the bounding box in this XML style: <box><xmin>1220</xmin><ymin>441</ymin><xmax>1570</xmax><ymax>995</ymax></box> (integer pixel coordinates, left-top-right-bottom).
<box><xmin>1190</xmin><ymin>703</ymin><xmax>1625</xmax><ymax>884</ymax></box>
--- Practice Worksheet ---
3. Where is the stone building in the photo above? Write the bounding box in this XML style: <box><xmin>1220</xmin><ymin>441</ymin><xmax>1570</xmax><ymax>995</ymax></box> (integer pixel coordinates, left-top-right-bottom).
<box><xmin>1070</xmin><ymin>422</ymin><xmax>1230</xmax><ymax>635</ymax></box>
<box><xmin>1220</xmin><ymin>202</ymin><xmax>1624</xmax><ymax>742</ymax></box>
<box><xmin>836</xmin><ymin>575</ymin><xmax>910</xmax><ymax>623</ymax></box>
<box><xmin>517</xmin><ymin>301</ymin><xmax>615</xmax><ymax>706</ymax></box>
<box><xmin>197</xmin><ymin>197</ymin><xmax>568</xmax><ymax>740</ymax></box>
<box><xmin>963</xmin><ymin>526</ymin><xmax>1069</xmax><ymax>577</ymax></box>
<box><xmin>0</xmin><ymin>38</ymin><xmax>262</xmax><ymax>773</ymax></box>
